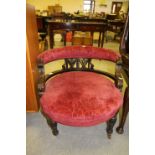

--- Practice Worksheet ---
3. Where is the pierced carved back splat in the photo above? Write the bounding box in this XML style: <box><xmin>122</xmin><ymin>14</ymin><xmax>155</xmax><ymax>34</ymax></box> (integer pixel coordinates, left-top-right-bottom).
<box><xmin>62</xmin><ymin>58</ymin><xmax>94</xmax><ymax>71</ymax></box>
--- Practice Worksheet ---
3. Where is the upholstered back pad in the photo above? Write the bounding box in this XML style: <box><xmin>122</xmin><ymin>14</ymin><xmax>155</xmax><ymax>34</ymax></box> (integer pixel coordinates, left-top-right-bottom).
<box><xmin>37</xmin><ymin>46</ymin><xmax>120</xmax><ymax>64</ymax></box>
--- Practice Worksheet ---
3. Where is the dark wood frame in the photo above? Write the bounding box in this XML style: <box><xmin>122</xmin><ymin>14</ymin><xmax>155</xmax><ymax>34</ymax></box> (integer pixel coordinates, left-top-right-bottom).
<box><xmin>37</xmin><ymin>57</ymin><xmax>123</xmax><ymax>139</ymax></box>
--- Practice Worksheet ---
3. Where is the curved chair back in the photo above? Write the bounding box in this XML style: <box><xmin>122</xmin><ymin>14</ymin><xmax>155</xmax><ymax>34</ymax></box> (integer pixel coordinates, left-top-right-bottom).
<box><xmin>37</xmin><ymin>46</ymin><xmax>120</xmax><ymax>64</ymax></box>
<box><xmin>37</xmin><ymin>46</ymin><xmax>123</xmax><ymax>98</ymax></box>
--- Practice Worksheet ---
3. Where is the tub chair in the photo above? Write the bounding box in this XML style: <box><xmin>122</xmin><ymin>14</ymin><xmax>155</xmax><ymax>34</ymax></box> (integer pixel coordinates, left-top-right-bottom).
<box><xmin>37</xmin><ymin>46</ymin><xmax>123</xmax><ymax>139</ymax></box>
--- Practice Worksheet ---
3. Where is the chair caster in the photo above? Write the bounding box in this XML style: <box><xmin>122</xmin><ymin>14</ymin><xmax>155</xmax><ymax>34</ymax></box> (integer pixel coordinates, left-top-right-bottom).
<box><xmin>116</xmin><ymin>127</ymin><xmax>124</xmax><ymax>134</ymax></box>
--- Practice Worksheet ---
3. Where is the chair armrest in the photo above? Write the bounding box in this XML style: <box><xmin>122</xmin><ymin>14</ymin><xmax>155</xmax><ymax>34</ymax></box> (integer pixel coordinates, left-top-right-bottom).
<box><xmin>115</xmin><ymin>58</ymin><xmax>123</xmax><ymax>91</ymax></box>
<box><xmin>37</xmin><ymin>59</ymin><xmax>45</xmax><ymax>97</ymax></box>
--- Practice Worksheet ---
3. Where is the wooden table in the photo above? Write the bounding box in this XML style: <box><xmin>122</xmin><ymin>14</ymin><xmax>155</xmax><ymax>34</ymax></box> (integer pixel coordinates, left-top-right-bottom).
<box><xmin>46</xmin><ymin>20</ymin><xmax>107</xmax><ymax>48</ymax></box>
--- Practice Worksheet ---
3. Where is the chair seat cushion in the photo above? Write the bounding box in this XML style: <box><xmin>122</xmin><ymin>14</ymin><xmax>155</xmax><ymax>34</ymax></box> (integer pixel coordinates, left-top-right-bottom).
<box><xmin>40</xmin><ymin>72</ymin><xmax>123</xmax><ymax>127</ymax></box>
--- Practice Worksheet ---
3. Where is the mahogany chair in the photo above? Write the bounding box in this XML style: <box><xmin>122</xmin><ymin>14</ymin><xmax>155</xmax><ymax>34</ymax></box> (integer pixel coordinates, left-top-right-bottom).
<box><xmin>37</xmin><ymin>46</ymin><xmax>123</xmax><ymax>139</ymax></box>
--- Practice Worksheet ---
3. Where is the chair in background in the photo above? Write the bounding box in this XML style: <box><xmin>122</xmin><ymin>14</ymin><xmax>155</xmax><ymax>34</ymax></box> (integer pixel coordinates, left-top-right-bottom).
<box><xmin>37</xmin><ymin>46</ymin><xmax>124</xmax><ymax>139</ymax></box>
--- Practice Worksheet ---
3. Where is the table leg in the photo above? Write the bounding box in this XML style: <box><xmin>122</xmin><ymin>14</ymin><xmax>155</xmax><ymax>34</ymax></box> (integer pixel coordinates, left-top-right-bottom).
<box><xmin>49</xmin><ymin>30</ymin><xmax>54</xmax><ymax>49</ymax></box>
<box><xmin>91</xmin><ymin>32</ymin><xmax>94</xmax><ymax>46</ymax></box>
<box><xmin>116</xmin><ymin>86</ymin><xmax>129</xmax><ymax>134</ymax></box>
<box><xmin>98</xmin><ymin>32</ymin><xmax>101</xmax><ymax>47</ymax></box>
<box><xmin>63</xmin><ymin>31</ymin><xmax>67</xmax><ymax>46</ymax></box>
<box><xmin>101</xmin><ymin>32</ymin><xmax>104</xmax><ymax>48</ymax></box>
<box><xmin>72</xmin><ymin>31</ymin><xmax>75</xmax><ymax>45</ymax></box>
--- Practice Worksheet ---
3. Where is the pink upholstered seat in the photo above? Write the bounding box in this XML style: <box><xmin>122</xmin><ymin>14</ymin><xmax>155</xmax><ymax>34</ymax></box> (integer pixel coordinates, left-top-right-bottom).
<box><xmin>40</xmin><ymin>71</ymin><xmax>123</xmax><ymax>127</ymax></box>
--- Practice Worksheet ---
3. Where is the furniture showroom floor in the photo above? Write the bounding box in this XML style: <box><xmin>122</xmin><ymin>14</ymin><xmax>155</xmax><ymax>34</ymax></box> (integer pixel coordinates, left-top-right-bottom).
<box><xmin>27</xmin><ymin>36</ymin><xmax>129</xmax><ymax>155</ymax></box>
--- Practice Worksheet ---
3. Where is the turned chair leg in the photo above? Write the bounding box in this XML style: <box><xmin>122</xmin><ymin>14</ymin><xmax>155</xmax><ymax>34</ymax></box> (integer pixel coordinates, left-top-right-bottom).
<box><xmin>106</xmin><ymin>115</ymin><xmax>117</xmax><ymax>139</ymax></box>
<box><xmin>46</xmin><ymin>118</ymin><xmax>59</xmax><ymax>136</ymax></box>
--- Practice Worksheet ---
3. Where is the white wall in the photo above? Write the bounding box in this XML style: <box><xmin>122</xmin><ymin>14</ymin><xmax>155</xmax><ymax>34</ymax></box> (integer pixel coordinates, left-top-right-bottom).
<box><xmin>26</xmin><ymin>0</ymin><xmax>128</xmax><ymax>13</ymax></box>
<box><xmin>26</xmin><ymin>0</ymin><xmax>83</xmax><ymax>13</ymax></box>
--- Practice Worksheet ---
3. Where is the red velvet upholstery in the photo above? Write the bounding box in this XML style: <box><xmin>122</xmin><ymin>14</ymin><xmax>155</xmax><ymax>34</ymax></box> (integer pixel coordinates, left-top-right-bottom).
<box><xmin>40</xmin><ymin>72</ymin><xmax>123</xmax><ymax>127</ymax></box>
<box><xmin>37</xmin><ymin>46</ymin><xmax>120</xmax><ymax>64</ymax></box>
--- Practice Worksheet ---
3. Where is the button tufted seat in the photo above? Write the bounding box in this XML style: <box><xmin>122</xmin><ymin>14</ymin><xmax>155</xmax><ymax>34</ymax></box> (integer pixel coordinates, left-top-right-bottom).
<box><xmin>40</xmin><ymin>71</ymin><xmax>123</xmax><ymax>127</ymax></box>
